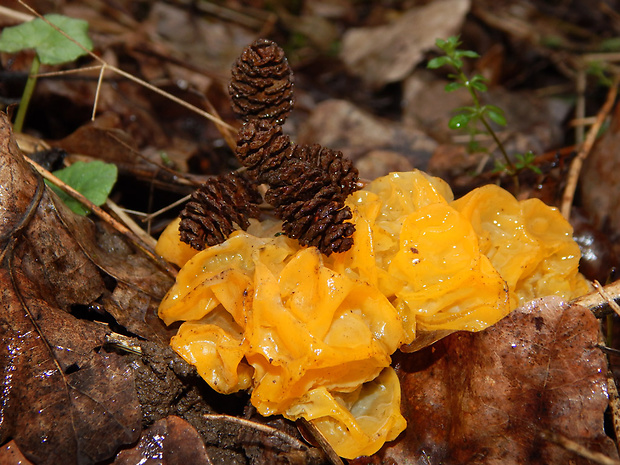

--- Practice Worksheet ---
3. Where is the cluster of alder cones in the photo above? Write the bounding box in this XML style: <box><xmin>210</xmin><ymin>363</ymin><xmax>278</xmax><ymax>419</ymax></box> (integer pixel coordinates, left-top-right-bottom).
<box><xmin>178</xmin><ymin>39</ymin><xmax>360</xmax><ymax>256</ymax></box>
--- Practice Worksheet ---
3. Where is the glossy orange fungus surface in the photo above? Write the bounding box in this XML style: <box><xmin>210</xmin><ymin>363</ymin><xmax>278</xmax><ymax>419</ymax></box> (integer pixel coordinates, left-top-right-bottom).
<box><xmin>156</xmin><ymin>170</ymin><xmax>589</xmax><ymax>459</ymax></box>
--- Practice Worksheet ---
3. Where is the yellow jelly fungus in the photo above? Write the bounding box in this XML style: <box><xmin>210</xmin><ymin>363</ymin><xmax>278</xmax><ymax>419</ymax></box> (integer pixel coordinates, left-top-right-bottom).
<box><xmin>156</xmin><ymin>170</ymin><xmax>589</xmax><ymax>459</ymax></box>
<box><xmin>155</xmin><ymin>217</ymin><xmax>198</xmax><ymax>268</ymax></box>
<box><xmin>450</xmin><ymin>184</ymin><xmax>591</xmax><ymax>306</ymax></box>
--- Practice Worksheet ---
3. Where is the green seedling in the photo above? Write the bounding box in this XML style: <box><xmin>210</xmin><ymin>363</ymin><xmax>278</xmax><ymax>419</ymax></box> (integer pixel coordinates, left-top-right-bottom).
<box><xmin>0</xmin><ymin>14</ymin><xmax>93</xmax><ymax>132</ymax></box>
<box><xmin>428</xmin><ymin>36</ymin><xmax>543</xmax><ymax>179</ymax></box>
<box><xmin>46</xmin><ymin>161</ymin><xmax>118</xmax><ymax>216</ymax></box>
<box><xmin>493</xmin><ymin>151</ymin><xmax>542</xmax><ymax>176</ymax></box>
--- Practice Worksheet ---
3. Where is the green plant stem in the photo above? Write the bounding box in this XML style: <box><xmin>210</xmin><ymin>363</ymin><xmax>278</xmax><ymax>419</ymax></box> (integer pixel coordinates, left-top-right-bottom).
<box><xmin>457</xmin><ymin>69</ymin><xmax>514</xmax><ymax>171</ymax></box>
<box><xmin>13</xmin><ymin>54</ymin><xmax>40</xmax><ymax>133</ymax></box>
<box><xmin>479</xmin><ymin>115</ymin><xmax>512</xmax><ymax>168</ymax></box>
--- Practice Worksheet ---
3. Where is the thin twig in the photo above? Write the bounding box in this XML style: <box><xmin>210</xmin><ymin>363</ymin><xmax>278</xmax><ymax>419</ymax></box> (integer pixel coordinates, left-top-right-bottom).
<box><xmin>203</xmin><ymin>414</ymin><xmax>314</xmax><ymax>454</ymax></box>
<box><xmin>561</xmin><ymin>76</ymin><xmax>619</xmax><ymax>220</ymax></box>
<box><xmin>296</xmin><ymin>418</ymin><xmax>345</xmax><ymax>465</ymax></box>
<box><xmin>101</xmin><ymin>64</ymin><xmax>236</xmax><ymax>131</ymax></box>
<box><xmin>582</xmin><ymin>52</ymin><xmax>620</xmax><ymax>63</ymax></box>
<box><xmin>569</xmin><ymin>116</ymin><xmax>598</xmax><ymax>127</ymax></box>
<box><xmin>205</xmin><ymin>97</ymin><xmax>237</xmax><ymax>151</ymax></box>
<box><xmin>104</xmin><ymin>131</ymin><xmax>197</xmax><ymax>184</ymax></box>
<box><xmin>597</xmin><ymin>344</ymin><xmax>620</xmax><ymax>357</ymax></box>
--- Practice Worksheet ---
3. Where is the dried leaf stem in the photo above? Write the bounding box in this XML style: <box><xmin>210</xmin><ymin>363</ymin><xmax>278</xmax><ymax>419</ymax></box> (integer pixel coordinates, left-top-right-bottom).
<box><xmin>561</xmin><ymin>75</ymin><xmax>619</xmax><ymax>220</ymax></box>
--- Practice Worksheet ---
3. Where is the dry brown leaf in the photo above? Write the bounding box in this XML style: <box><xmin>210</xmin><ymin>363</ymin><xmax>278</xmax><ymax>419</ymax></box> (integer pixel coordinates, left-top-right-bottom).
<box><xmin>113</xmin><ymin>416</ymin><xmax>214</xmax><ymax>465</ymax></box>
<box><xmin>340</xmin><ymin>0</ymin><xmax>471</xmax><ymax>87</ymax></box>
<box><xmin>351</xmin><ymin>295</ymin><xmax>617</xmax><ymax>465</ymax></box>
<box><xmin>0</xmin><ymin>113</ymin><xmax>141</xmax><ymax>464</ymax></box>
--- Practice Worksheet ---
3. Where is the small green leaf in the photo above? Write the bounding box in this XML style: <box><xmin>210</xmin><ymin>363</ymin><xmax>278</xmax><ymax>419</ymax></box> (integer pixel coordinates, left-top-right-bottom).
<box><xmin>453</xmin><ymin>105</ymin><xmax>477</xmax><ymax>115</ymax></box>
<box><xmin>444</xmin><ymin>36</ymin><xmax>461</xmax><ymax>50</ymax></box>
<box><xmin>46</xmin><ymin>161</ymin><xmax>117</xmax><ymax>215</ymax></box>
<box><xmin>515</xmin><ymin>152</ymin><xmax>542</xmax><ymax>174</ymax></box>
<box><xmin>0</xmin><ymin>14</ymin><xmax>92</xmax><ymax>65</ymax></box>
<box><xmin>449</xmin><ymin>113</ymin><xmax>471</xmax><ymax>130</ymax></box>
<box><xmin>485</xmin><ymin>107</ymin><xmax>507</xmax><ymax>126</ymax></box>
<box><xmin>471</xmin><ymin>80</ymin><xmax>488</xmax><ymax>92</ymax></box>
<box><xmin>455</xmin><ymin>50</ymin><xmax>480</xmax><ymax>59</ymax></box>
<box><xmin>470</xmin><ymin>75</ymin><xmax>488</xmax><ymax>92</ymax></box>
<box><xmin>427</xmin><ymin>56</ymin><xmax>450</xmax><ymax>69</ymax></box>
<box><xmin>462</xmin><ymin>50</ymin><xmax>480</xmax><ymax>58</ymax></box>
<box><xmin>485</xmin><ymin>104</ymin><xmax>505</xmax><ymax>114</ymax></box>
<box><xmin>444</xmin><ymin>81</ymin><xmax>463</xmax><ymax>92</ymax></box>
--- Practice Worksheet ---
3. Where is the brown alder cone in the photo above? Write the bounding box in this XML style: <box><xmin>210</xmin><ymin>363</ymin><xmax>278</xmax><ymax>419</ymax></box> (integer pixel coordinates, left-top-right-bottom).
<box><xmin>292</xmin><ymin>143</ymin><xmax>359</xmax><ymax>198</ymax></box>
<box><xmin>179</xmin><ymin>172</ymin><xmax>262</xmax><ymax>250</ymax></box>
<box><xmin>235</xmin><ymin>120</ymin><xmax>358</xmax><ymax>255</ymax></box>
<box><xmin>229</xmin><ymin>38</ymin><xmax>294</xmax><ymax>125</ymax></box>
<box><xmin>236</xmin><ymin>120</ymin><xmax>359</xmax><ymax>200</ymax></box>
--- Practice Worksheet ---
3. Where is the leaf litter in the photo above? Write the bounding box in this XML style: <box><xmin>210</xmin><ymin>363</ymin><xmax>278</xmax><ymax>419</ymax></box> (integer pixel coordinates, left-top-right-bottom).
<box><xmin>0</xmin><ymin>112</ymin><xmax>141</xmax><ymax>464</ymax></box>
<box><xmin>1</xmin><ymin>0</ymin><xmax>620</xmax><ymax>463</ymax></box>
